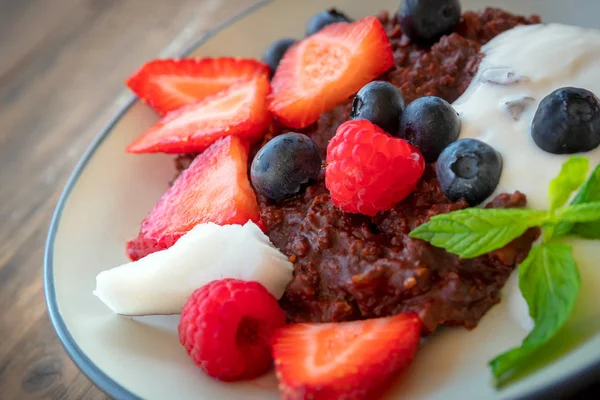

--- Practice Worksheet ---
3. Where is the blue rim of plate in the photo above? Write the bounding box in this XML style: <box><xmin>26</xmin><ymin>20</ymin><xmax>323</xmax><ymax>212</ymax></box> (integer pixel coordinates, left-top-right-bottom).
<box><xmin>44</xmin><ymin>1</ymin><xmax>600</xmax><ymax>399</ymax></box>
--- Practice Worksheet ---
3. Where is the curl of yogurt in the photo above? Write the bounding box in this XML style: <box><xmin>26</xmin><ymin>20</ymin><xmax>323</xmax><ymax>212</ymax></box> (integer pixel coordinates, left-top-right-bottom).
<box><xmin>453</xmin><ymin>23</ymin><xmax>600</xmax><ymax>331</ymax></box>
<box><xmin>94</xmin><ymin>221</ymin><xmax>293</xmax><ymax>316</ymax></box>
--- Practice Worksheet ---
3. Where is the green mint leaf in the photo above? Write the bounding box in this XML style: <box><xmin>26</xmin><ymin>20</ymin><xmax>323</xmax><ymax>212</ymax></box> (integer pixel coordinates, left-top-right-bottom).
<box><xmin>570</xmin><ymin>164</ymin><xmax>600</xmax><ymax>239</ymax></box>
<box><xmin>548</xmin><ymin>156</ymin><xmax>588</xmax><ymax>211</ymax></box>
<box><xmin>552</xmin><ymin>202</ymin><xmax>600</xmax><ymax>223</ymax></box>
<box><xmin>409</xmin><ymin>208</ymin><xmax>549</xmax><ymax>259</ymax></box>
<box><xmin>489</xmin><ymin>242</ymin><xmax>580</xmax><ymax>386</ymax></box>
<box><xmin>569</xmin><ymin>163</ymin><xmax>600</xmax><ymax>204</ymax></box>
<box><xmin>554</xmin><ymin>164</ymin><xmax>600</xmax><ymax>238</ymax></box>
<box><xmin>570</xmin><ymin>223</ymin><xmax>600</xmax><ymax>239</ymax></box>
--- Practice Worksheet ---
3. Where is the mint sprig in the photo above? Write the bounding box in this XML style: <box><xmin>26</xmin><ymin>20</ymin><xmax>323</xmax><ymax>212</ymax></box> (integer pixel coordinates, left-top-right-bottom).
<box><xmin>408</xmin><ymin>202</ymin><xmax>600</xmax><ymax>259</ymax></box>
<box><xmin>409</xmin><ymin>209</ymin><xmax>549</xmax><ymax>258</ymax></box>
<box><xmin>548</xmin><ymin>157</ymin><xmax>589</xmax><ymax>210</ymax></box>
<box><xmin>489</xmin><ymin>242</ymin><xmax>580</xmax><ymax>385</ymax></box>
<box><xmin>554</xmin><ymin>163</ymin><xmax>600</xmax><ymax>239</ymax></box>
<box><xmin>552</xmin><ymin>202</ymin><xmax>600</xmax><ymax>223</ymax></box>
<box><xmin>408</xmin><ymin>156</ymin><xmax>600</xmax><ymax>387</ymax></box>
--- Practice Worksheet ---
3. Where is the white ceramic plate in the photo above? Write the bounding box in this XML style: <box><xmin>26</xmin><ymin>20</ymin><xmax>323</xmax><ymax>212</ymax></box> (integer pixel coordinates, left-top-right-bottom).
<box><xmin>45</xmin><ymin>0</ymin><xmax>600</xmax><ymax>399</ymax></box>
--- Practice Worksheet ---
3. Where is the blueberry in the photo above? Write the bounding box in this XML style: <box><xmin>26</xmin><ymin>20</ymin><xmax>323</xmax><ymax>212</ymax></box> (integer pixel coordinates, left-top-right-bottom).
<box><xmin>306</xmin><ymin>8</ymin><xmax>352</xmax><ymax>36</ymax></box>
<box><xmin>531</xmin><ymin>87</ymin><xmax>600</xmax><ymax>154</ymax></box>
<box><xmin>400</xmin><ymin>96</ymin><xmax>460</xmax><ymax>162</ymax></box>
<box><xmin>350</xmin><ymin>81</ymin><xmax>405</xmax><ymax>135</ymax></box>
<box><xmin>436</xmin><ymin>139</ymin><xmax>502</xmax><ymax>206</ymax></box>
<box><xmin>262</xmin><ymin>38</ymin><xmax>296</xmax><ymax>76</ymax></box>
<box><xmin>398</xmin><ymin>0</ymin><xmax>461</xmax><ymax>44</ymax></box>
<box><xmin>251</xmin><ymin>133</ymin><xmax>322</xmax><ymax>201</ymax></box>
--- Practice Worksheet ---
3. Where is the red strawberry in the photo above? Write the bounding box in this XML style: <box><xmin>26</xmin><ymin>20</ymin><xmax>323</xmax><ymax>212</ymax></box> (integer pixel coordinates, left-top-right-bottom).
<box><xmin>126</xmin><ymin>76</ymin><xmax>272</xmax><ymax>154</ymax></box>
<box><xmin>272</xmin><ymin>313</ymin><xmax>421</xmax><ymax>400</ymax></box>
<box><xmin>268</xmin><ymin>16</ymin><xmax>394</xmax><ymax>129</ymax></box>
<box><xmin>126</xmin><ymin>136</ymin><xmax>259</xmax><ymax>260</ymax></box>
<box><xmin>126</xmin><ymin>57</ymin><xmax>270</xmax><ymax>115</ymax></box>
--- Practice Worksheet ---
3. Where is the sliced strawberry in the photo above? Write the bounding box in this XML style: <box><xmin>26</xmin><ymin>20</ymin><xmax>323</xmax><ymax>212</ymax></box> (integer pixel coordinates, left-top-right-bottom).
<box><xmin>126</xmin><ymin>57</ymin><xmax>270</xmax><ymax>115</ymax></box>
<box><xmin>126</xmin><ymin>136</ymin><xmax>260</xmax><ymax>260</ymax></box>
<box><xmin>268</xmin><ymin>16</ymin><xmax>394</xmax><ymax>129</ymax></box>
<box><xmin>272</xmin><ymin>313</ymin><xmax>421</xmax><ymax>400</ymax></box>
<box><xmin>126</xmin><ymin>76</ymin><xmax>272</xmax><ymax>154</ymax></box>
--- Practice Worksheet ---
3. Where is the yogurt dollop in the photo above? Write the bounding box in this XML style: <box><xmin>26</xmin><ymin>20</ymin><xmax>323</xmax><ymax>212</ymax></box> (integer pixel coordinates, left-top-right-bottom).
<box><xmin>94</xmin><ymin>221</ymin><xmax>293</xmax><ymax>316</ymax></box>
<box><xmin>453</xmin><ymin>23</ymin><xmax>600</xmax><ymax>331</ymax></box>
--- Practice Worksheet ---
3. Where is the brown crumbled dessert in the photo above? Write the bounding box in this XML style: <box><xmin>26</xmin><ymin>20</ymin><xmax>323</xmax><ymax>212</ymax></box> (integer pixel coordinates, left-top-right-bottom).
<box><xmin>264</xmin><ymin>167</ymin><xmax>539</xmax><ymax>332</ymax></box>
<box><xmin>177</xmin><ymin>8</ymin><xmax>542</xmax><ymax>332</ymax></box>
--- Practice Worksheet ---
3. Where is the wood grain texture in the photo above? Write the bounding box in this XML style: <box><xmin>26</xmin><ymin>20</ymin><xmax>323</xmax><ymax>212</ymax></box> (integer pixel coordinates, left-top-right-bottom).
<box><xmin>0</xmin><ymin>0</ymin><xmax>598</xmax><ymax>399</ymax></box>
<box><xmin>0</xmin><ymin>0</ymin><xmax>258</xmax><ymax>399</ymax></box>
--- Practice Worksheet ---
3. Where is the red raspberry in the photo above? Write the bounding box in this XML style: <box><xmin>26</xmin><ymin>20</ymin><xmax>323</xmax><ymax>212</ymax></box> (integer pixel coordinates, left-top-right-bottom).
<box><xmin>326</xmin><ymin>120</ymin><xmax>425</xmax><ymax>216</ymax></box>
<box><xmin>178</xmin><ymin>279</ymin><xmax>286</xmax><ymax>381</ymax></box>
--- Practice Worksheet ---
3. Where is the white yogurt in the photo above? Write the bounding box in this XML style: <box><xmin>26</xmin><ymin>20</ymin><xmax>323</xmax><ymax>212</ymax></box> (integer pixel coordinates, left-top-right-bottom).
<box><xmin>453</xmin><ymin>23</ymin><xmax>600</xmax><ymax>331</ymax></box>
<box><xmin>94</xmin><ymin>221</ymin><xmax>293</xmax><ymax>316</ymax></box>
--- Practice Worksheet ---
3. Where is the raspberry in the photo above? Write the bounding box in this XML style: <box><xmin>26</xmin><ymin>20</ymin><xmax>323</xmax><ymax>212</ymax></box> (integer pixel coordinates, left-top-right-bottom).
<box><xmin>178</xmin><ymin>279</ymin><xmax>286</xmax><ymax>381</ymax></box>
<box><xmin>325</xmin><ymin>120</ymin><xmax>425</xmax><ymax>216</ymax></box>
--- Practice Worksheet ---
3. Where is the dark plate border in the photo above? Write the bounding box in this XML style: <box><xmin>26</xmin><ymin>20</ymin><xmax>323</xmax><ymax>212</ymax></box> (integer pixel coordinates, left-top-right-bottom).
<box><xmin>44</xmin><ymin>1</ymin><xmax>600</xmax><ymax>399</ymax></box>
<box><xmin>43</xmin><ymin>1</ymin><xmax>274</xmax><ymax>399</ymax></box>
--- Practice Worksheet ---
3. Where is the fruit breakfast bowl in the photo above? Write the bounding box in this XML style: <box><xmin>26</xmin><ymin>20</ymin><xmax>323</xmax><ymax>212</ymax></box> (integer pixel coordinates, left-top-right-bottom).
<box><xmin>45</xmin><ymin>0</ymin><xmax>600</xmax><ymax>399</ymax></box>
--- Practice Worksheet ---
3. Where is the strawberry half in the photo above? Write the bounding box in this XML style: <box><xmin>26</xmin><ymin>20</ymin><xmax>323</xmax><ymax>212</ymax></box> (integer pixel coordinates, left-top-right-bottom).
<box><xmin>272</xmin><ymin>313</ymin><xmax>421</xmax><ymax>400</ymax></box>
<box><xmin>268</xmin><ymin>16</ymin><xmax>394</xmax><ymax>129</ymax></box>
<box><xmin>126</xmin><ymin>76</ymin><xmax>271</xmax><ymax>154</ymax></box>
<box><xmin>126</xmin><ymin>57</ymin><xmax>270</xmax><ymax>115</ymax></box>
<box><xmin>126</xmin><ymin>136</ymin><xmax>260</xmax><ymax>261</ymax></box>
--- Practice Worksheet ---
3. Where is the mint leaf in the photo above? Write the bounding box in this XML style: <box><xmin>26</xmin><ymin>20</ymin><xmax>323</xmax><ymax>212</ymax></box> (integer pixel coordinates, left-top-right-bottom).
<box><xmin>570</xmin><ymin>164</ymin><xmax>600</xmax><ymax>238</ymax></box>
<box><xmin>409</xmin><ymin>208</ymin><xmax>549</xmax><ymax>258</ymax></box>
<box><xmin>548</xmin><ymin>156</ymin><xmax>588</xmax><ymax>211</ymax></box>
<box><xmin>490</xmin><ymin>243</ymin><xmax>580</xmax><ymax>386</ymax></box>
<box><xmin>554</xmin><ymin>164</ymin><xmax>600</xmax><ymax>238</ymax></box>
<box><xmin>552</xmin><ymin>202</ymin><xmax>600</xmax><ymax>223</ymax></box>
<box><xmin>571</xmin><ymin>223</ymin><xmax>600</xmax><ymax>239</ymax></box>
<box><xmin>570</xmin><ymin>163</ymin><xmax>600</xmax><ymax>204</ymax></box>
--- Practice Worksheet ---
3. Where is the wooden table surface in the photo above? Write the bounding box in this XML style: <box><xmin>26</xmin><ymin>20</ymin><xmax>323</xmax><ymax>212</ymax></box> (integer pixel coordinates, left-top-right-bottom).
<box><xmin>0</xmin><ymin>0</ymin><xmax>259</xmax><ymax>398</ymax></box>
<box><xmin>0</xmin><ymin>0</ymin><xmax>598</xmax><ymax>399</ymax></box>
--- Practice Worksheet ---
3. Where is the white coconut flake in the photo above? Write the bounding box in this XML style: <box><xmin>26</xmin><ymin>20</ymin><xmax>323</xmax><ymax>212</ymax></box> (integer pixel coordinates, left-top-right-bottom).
<box><xmin>94</xmin><ymin>221</ymin><xmax>293</xmax><ymax>316</ymax></box>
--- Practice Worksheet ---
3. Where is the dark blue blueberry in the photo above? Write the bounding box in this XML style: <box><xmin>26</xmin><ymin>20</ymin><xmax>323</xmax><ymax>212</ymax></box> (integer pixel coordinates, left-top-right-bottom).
<box><xmin>398</xmin><ymin>0</ymin><xmax>461</xmax><ymax>44</ymax></box>
<box><xmin>350</xmin><ymin>81</ymin><xmax>405</xmax><ymax>135</ymax></box>
<box><xmin>251</xmin><ymin>133</ymin><xmax>322</xmax><ymax>201</ymax></box>
<box><xmin>262</xmin><ymin>38</ymin><xmax>296</xmax><ymax>77</ymax></box>
<box><xmin>531</xmin><ymin>87</ymin><xmax>600</xmax><ymax>154</ymax></box>
<box><xmin>436</xmin><ymin>138</ymin><xmax>502</xmax><ymax>206</ymax></box>
<box><xmin>306</xmin><ymin>8</ymin><xmax>352</xmax><ymax>36</ymax></box>
<box><xmin>400</xmin><ymin>96</ymin><xmax>460</xmax><ymax>162</ymax></box>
